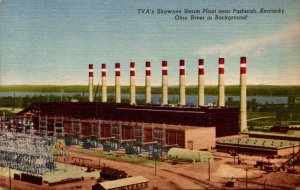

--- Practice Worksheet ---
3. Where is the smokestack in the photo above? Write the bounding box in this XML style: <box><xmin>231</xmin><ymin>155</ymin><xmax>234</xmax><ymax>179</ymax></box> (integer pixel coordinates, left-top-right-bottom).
<box><xmin>130</xmin><ymin>62</ymin><xmax>136</xmax><ymax>105</ymax></box>
<box><xmin>115</xmin><ymin>63</ymin><xmax>121</xmax><ymax>103</ymax></box>
<box><xmin>101</xmin><ymin>64</ymin><xmax>107</xmax><ymax>103</ymax></box>
<box><xmin>198</xmin><ymin>59</ymin><xmax>205</xmax><ymax>106</ymax></box>
<box><xmin>240</xmin><ymin>57</ymin><xmax>247</xmax><ymax>132</ymax></box>
<box><xmin>179</xmin><ymin>60</ymin><xmax>186</xmax><ymax>105</ymax></box>
<box><xmin>145</xmin><ymin>61</ymin><xmax>151</xmax><ymax>104</ymax></box>
<box><xmin>218</xmin><ymin>58</ymin><xmax>225</xmax><ymax>106</ymax></box>
<box><xmin>88</xmin><ymin>64</ymin><xmax>93</xmax><ymax>102</ymax></box>
<box><xmin>162</xmin><ymin>61</ymin><xmax>168</xmax><ymax>105</ymax></box>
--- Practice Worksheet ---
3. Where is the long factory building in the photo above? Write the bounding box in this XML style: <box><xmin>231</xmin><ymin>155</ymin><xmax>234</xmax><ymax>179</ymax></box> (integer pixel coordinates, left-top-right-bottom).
<box><xmin>17</xmin><ymin>57</ymin><xmax>247</xmax><ymax>149</ymax></box>
<box><xmin>18</xmin><ymin>102</ymin><xmax>239</xmax><ymax>137</ymax></box>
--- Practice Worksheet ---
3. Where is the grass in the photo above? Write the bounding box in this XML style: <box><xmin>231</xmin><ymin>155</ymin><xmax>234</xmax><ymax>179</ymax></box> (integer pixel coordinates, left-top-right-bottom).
<box><xmin>0</xmin><ymin>107</ymin><xmax>23</xmax><ymax>116</ymax></box>
<box><xmin>246</xmin><ymin>131</ymin><xmax>300</xmax><ymax>139</ymax></box>
<box><xmin>247</xmin><ymin>112</ymin><xmax>276</xmax><ymax>119</ymax></box>
<box><xmin>247</xmin><ymin>111</ymin><xmax>300</xmax><ymax>127</ymax></box>
<box><xmin>0</xmin><ymin>187</ymin><xmax>12</xmax><ymax>190</ymax></box>
<box><xmin>248</xmin><ymin>118</ymin><xmax>300</xmax><ymax>127</ymax></box>
<box><xmin>75</xmin><ymin>149</ymin><xmax>163</xmax><ymax>167</ymax></box>
<box><xmin>0</xmin><ymin>107</ymin><xmax>23</xmax><ymax>113</ymax></box>
<box><xmin>1</xmin><ymin>85</ymin><xmax>300</xmax><ymax>96</ymax></box>
<box><xmin>248</xmin><ymin>119</ymin><xmax>298</xmax><ymax>128</ymax></box>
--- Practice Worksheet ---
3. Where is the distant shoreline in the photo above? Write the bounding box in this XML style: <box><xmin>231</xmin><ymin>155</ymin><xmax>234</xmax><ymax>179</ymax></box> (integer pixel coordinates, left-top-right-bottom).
<box><xmin>1</xmin><ymin>85</ymin><xmax>299</xmax><ymax>96</ymax></box>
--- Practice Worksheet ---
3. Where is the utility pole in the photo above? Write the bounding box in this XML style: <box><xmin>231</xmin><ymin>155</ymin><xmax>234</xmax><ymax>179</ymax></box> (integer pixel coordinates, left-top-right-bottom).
<box><xmin>9</xmin><ymin>167</ymin><xmax>11</xmax><ymax>190</ymax></box>
<box><xmin>293</xmin><ymin>143</ymin><xmax>295</xmax><ymax>171</ymax></box>
<box><xmin>233</xmin><ymin>154</ymin><xmax>236</xmax><ymax>165</ymax></box>
<box><xmin>208</xmin><ymin>158</ymin><xmax>211</xmax><ymax>181</ymax></box>
<box><xmin>13</xmin><ymin>93</ymin><xmax>15</xmax><ymax>111</ymax></box>
<box><xmin>155</xmin><ymin>157</ymin><xmax>157</xmax><ymax>176</ymax></box>
<box><xmin>237</xmin><ymin>138</ymin><xmax>240</xmax><ymax>164</ymax></box>
<box><xmin>245</xmin><ymin>168</ymin><xmax>248</xmax><ymax>190</ymax></box>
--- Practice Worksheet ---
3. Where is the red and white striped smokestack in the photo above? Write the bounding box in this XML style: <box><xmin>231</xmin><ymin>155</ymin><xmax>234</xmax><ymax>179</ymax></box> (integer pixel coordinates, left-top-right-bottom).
<box><xmin>101</xmin><ymin>64</ymin><xmax>107</xmax><ymax>102</ymax></box>
<box><xmin>145</xmin><ymin>61</ymin><xmax>151</xmax><ymax>104</ymax></box>
<box><xmin>115</xmin><ymin>63</ymin><xmax>121</xmax><ymax>103</ymax></box>
<box><xmin>218</xmin><ymin>58</ymin><xmax>225</xmax><ymax>106</ymax></box>
<box><xmin>130</xmin><ymin>62</ymin><xmax>136</xmax><ymax>105</ymax></box>
<box><xmin>198</xmin><ymin>59</ymin><xmax>205</xmax><ymax>106</ymax></box>
<box><xmin>162</xmin><ymin>61</ymin><xmax>168</xmax><ymax>105</ymax></box>
<box><xmin>240</xmin><ymin>57</ymin><xmax>247</xmax><ymax>132</ymax></box>
<box><xmin>179</xmin><ymin>60</ymin><xmax>186</xmax><ymax>105</ymax></box>
<box><xmin>88</xmin><ymin>64</ymin><xmax>93</xmax><ymax>102</ymax></box>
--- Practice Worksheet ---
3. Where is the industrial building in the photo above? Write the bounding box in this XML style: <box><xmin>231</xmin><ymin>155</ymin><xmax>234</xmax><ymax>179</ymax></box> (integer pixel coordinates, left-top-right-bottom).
<box><xmin>18</xmin><ymin>102</ymin><xmax>239</xmax><ymax>137</ymax></box>
<box><xmin>216</xmin><ymin>137</ymin><xmax>300</xmax><ymax>156</ymax></box>
<box><xmin>63</xmin><ymin>120</ymin><xmax>216</xmax><ymax>150</ymax></box>
<box><xmin>92</xmin><ymin>176</ymin><xmax>149</xmax><ymax>190</ymax></box>
<box><xmin>34</xmin><ymin>116</ymin><xmax>216</xmax><ymax>150</ymax></box>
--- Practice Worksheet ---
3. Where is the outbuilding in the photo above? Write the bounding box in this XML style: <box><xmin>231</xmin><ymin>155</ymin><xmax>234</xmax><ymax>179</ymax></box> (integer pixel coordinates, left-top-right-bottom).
<box><xmin>92</xmin><ymin>176</ymin><xmax>148</xmax><ymax>190</ymax></box>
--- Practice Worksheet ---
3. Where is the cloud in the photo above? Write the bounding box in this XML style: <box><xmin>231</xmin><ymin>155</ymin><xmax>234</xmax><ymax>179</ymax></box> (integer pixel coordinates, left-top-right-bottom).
<box><xmin>193</xmin><ymin>22</ymin><xmax>300</xmax><ymax>57</ymax></box>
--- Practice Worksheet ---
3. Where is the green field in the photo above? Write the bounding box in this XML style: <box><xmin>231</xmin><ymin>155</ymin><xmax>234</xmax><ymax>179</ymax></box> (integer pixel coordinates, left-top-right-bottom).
<box><xmin>1</xmin><ymin>85</ymin><xmax>300</xmax><ymax>96</ymax></box>
<box><xmin>0</xmin><ymin>187</ymin><xmax>12</xmax><ymax>190</ymax></box>
<box><xmin>74</xmin><ymin>149</ymin><xmax>163</xmax><ymax>167</ymax></box>
<box><xmin>0</xmin><ymin>107</ymin><xmax>23</xmax><ymax>116</ymax></box>
<box><xmin>247</xmin><ymin>111</ymin><xmax>300</xmax><ymax>128</ymax></box>
<box><xmin>248</xmin><ymin>112</ymin><xmax>276</xmax><ymax>119</ymax></box>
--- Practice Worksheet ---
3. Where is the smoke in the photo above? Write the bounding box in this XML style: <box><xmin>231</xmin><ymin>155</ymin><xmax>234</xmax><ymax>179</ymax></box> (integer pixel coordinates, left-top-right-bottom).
<box><xmin>193</xmin><ymin>22</ymin><xmax>300</xmax><ymax>57</ymax></box>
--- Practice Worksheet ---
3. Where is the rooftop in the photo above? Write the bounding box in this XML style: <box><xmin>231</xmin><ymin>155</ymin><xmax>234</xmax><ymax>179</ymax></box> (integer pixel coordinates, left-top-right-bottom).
<box><xmin>99</xmin><ymin>176</ymin><xmax>148</xmax><ymax>189</ymax></box>
<box><xmin>217</xmin><ymin>137</ymin><xmax>300</xmax><ymax>149</ymax></box>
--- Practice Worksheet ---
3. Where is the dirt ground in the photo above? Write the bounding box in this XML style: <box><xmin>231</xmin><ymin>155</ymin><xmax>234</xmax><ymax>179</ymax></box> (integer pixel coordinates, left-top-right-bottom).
<box><xmin>0</xmin><ymin>147</ymin><xmax>299</xmax><ymax>190</ymax></box>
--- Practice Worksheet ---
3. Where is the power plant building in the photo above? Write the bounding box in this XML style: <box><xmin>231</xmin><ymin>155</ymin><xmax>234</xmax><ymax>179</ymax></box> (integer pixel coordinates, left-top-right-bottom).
<box><xmin>18</xmin><ymin>102</ymin><xmax>239</xmax><ymax>137</ymax></box>
<box><xmin>17</xmin><ymin>57</ymin><xmax>248</xmax><ymax>151</ymax></box>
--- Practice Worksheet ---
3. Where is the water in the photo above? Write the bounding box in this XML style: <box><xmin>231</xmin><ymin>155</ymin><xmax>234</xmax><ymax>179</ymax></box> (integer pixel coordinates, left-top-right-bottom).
<box><xmin>0</xmin><ymin>91</ymin><xmax>288</xmax><ymax>105</ymax></box>
<box><xmin>0</xmin><ymin>92</ymin><xmax>81</xmax><ymax>97</ymax></box>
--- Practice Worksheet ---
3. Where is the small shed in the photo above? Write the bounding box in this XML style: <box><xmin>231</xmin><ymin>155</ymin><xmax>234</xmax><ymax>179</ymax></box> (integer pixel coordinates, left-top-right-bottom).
<box><xmin>92</xmin><ymin>176</ymin><xmax>148</xmax><ymax>190</ymax></box>
<box><xmin>167</xmin><ymin>147</ymin><xmax>213</xmax><ymax>163</ymax></box>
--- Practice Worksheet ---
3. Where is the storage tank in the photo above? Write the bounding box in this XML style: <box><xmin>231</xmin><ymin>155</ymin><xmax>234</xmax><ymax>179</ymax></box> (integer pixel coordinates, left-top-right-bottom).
<box><xmin>167</xmin><ymin>148</ymin><xmax>213</xmax><ymax>163</ymax></box>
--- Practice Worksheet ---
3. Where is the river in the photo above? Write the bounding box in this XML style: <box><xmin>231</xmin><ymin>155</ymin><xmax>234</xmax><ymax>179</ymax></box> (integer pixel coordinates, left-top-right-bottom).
<box><xmin>0</xmin><ymin>92</ymin><xmax>288</xmax><ymax>105</ymax></box>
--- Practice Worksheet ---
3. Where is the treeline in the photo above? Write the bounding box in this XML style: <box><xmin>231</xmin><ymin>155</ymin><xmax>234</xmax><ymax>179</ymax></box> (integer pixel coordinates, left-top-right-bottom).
<box><xmin>0</xmin><ymin>94</ymin><xmax>138</xmax><ymax>108</ymax></box>
<box><xmin>1</xmin><ymin>85</ymin><xmax>300</xmax><ymax>96</ymax></box>
<box><xmin>0</xmin><ymin>95</ymin><xmax>71</xmax><ymax>108</ymax></box>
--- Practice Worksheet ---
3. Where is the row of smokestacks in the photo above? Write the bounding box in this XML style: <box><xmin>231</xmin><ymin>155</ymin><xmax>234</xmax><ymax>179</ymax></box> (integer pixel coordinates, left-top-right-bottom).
<box><xmin>88</xmin><ymin>57</ymin><xmax>247</xmax><ymax>132</ymax></box>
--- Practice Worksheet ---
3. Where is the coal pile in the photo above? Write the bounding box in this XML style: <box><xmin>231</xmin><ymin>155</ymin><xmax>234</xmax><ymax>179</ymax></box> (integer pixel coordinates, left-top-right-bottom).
<box><xmin>100</xmin><ymin>167</ymin><xmax>127</xmax><ymax>180</ymax></box>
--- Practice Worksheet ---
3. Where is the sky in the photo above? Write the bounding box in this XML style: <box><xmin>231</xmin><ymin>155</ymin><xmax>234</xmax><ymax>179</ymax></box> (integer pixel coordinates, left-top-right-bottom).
<box><xmin>0</xmin><ymin>0</ymin><xmax>300</xmax><ymax>86</ymax></box>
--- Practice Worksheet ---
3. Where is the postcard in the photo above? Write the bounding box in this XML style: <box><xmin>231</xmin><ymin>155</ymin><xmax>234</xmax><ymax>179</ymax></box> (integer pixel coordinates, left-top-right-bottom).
<box><xmin>0</xmin><ymin>0</ymin><xmax>299</xmax><ymax>189</ymax></box>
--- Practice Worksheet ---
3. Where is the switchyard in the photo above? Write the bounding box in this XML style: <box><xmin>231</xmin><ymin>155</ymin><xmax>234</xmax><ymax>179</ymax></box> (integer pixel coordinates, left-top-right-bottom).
<box><xmin>0</xmin><ymin>132</ymin><xmax>56</xmax><ymax>175</ymax></box>
<box><xmin>0</xmin><ymin>117</ymin><xmax>61</xmax><ymax>175</ymax></box>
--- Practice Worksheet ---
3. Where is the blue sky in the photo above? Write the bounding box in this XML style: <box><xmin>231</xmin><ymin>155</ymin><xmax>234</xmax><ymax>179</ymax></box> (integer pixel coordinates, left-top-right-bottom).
<box><xmin>0</xmin><ymin>0</ymin><xmax>299</xmax><ymax>86</ymax></box>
